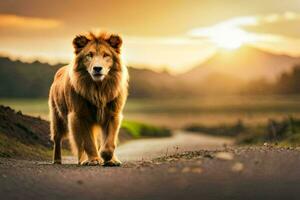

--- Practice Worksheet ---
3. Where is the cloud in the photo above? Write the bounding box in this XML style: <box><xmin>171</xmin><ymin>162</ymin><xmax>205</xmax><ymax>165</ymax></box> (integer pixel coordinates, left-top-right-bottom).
<box><xmin>188</xmin><ymin>12</ymin><xmax>300</xmax><ymax>46</ymax></box>
<box><xmin>259</xmin><ymin>12</ymin><xmax>300</xmax><ymax>24</ymax></box>
<box><xmin>0</xmin><ymin>14</ymin><xmax>62</xmax><ymax>29</ymax></box>
<box><xmin>189</xmin><ymin>12</ymin><xmax>300</xmax><ymax>37</ymax></box>
<box><xmin>189</xmin><ymin>12</ymin><xmax>300</xmax><ymax>32</ymax></box>
<box><xmin>243</xmin><ymin>12</ymin><xmax>300</xmax><ymax>39</ymax></box>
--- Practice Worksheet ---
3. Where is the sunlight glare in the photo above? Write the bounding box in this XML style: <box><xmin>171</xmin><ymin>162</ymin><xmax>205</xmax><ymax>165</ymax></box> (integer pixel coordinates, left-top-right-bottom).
<box><xmin>188</xmin><ymin>17</ymin><xmax>259</xmax><ymax>50</ymax></box>
<box><xmin>210</xmin><ymin>27</ymin><xmax>251</xmax><ymax>50</ymax></box>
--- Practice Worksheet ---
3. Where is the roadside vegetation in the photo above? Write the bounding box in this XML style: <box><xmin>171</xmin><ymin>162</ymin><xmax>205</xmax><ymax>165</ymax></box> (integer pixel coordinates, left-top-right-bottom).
<box><xmin>0</xmin><ymin>134</ymin><xmax>52</xmax><ymax>159</ymax></box>
<box><xmin>185</xmin><ymin>117</ymin><xmax>300</xmax><ymax>146</ymax></box>
<box><xmin>121</xmin><ymin>120</ymin><xmax>171</xmax><ymax>139</ymax></box>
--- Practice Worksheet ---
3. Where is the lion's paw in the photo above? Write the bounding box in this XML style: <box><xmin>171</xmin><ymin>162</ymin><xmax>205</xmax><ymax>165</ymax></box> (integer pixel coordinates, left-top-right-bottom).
<box><xmin>103</xmin><ymin>157</ymin><xmax>122</xmax><ymax>167</ymax></box>
<box><xmin>100</xmin><ymin>150</ymin><xmax>113</xmax><ymax>162</ymax></box>
<box><xmin>80</xmin><ymin>158</ymin><xmax>102</xmax><ymax>166</ymax></box>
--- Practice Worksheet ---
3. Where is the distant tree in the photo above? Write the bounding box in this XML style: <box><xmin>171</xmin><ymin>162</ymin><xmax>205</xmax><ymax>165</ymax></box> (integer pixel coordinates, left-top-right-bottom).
<box><xmin>0</xmin><ymin>57</ymin><xmax>62</xmax><ymax>98</ymax></box>
<box><xmin>275</xmin><ymin>65</ymin><xmax>300</xmax><ymax>94</ymax></box>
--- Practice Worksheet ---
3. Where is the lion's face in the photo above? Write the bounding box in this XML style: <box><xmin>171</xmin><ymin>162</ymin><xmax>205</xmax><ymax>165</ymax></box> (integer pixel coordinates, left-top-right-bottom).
<box><xmin>72</xmin><ymin>32</ymin><xmax>122</xmax><ymax>82</ymax></box>
<box><xmin>82</xmin><ymin>44</ymin><xmax>114</xmax><ymax>82</ymax></box>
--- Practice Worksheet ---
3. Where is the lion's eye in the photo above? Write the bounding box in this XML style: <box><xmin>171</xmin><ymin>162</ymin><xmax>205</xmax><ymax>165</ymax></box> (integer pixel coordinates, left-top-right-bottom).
<box><xmin>86</xmin><ymin>52</ymin><xmax>94</xmax><ymax>59</ymax></box>
<box><xmin>103</xmin><ymin>53</ymin><xmax>110</xmax><ymax>58</ymax></box>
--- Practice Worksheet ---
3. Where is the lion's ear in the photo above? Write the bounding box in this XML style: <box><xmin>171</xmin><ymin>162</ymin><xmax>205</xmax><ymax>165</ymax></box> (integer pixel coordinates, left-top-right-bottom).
<box><xmin>73</xmin><ymin>35</ymin><xmax>90</xmax><ymax>54</ymax></box>
<box><xmin>106</xmin><ymin>34</ymin><xmax>122</xmax><ymax>53</ymax></box>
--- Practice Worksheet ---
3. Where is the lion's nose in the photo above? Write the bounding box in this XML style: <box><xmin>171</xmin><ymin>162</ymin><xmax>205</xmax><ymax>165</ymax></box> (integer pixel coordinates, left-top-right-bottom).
<box><xmin>93</xmin><ymin>66</ymin><xmax>103</xmax><ymax>73</ymax></box>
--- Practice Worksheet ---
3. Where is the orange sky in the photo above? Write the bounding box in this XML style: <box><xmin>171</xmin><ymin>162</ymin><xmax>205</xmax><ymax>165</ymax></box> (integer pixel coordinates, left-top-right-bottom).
<box><xmin>0</xmin><ymin>0</ymin><xmax>300</xmax><ymax>73</ymax></box>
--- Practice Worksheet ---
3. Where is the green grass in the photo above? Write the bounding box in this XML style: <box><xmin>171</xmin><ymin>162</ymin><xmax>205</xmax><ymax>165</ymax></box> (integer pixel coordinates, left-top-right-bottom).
<box><xmin>121</xmin><ymin>120</ymin><xmax>171</xmax><ymax>138</ymax></box>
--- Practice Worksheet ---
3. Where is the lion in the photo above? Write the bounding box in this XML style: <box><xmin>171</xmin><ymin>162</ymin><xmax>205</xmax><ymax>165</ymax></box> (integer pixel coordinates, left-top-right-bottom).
<box><xmin>49</xmin><ymin>31</ymin><xmax>128</xmax><ymax>166</ymax></box>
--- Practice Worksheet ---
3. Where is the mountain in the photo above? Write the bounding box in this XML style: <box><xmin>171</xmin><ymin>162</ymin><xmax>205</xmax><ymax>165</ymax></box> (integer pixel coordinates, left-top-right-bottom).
<box><xmin>181</xmin><ymin>45</ymin><xmax>300</xmax><ymax>83</ymax></box>
<box><xmin>128</xmin><ymin>67</ymin><xmax>179</xmax><ymax>98</ymax></box>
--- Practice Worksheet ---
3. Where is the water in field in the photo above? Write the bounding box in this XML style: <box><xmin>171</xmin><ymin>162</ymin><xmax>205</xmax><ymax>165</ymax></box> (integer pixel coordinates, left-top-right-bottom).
<box><xmin>1</xmin><ymin>95</ymin><xmax>300</xmax><ymax>128</ymax></box>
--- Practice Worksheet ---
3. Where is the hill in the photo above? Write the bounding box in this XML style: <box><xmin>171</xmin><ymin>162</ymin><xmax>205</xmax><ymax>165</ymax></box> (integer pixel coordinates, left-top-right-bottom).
<box><xmin>181</xmin><ymin>46</ymin><xmax>300</xmax><ymax>83</ymax></box>
<box><xmin>0</xmin><ymin>105</ymin><xmax>52</xmax><ymax>159</ymax></box>
<box><xmin>128</xmin><ymin>67</ymin><xmax>181</xmax><ymax>98</ymax></box>
<box><xmin>0</xmin><ymin>57</ymin><xmax>62</xmax><ymax>98</ymax></box>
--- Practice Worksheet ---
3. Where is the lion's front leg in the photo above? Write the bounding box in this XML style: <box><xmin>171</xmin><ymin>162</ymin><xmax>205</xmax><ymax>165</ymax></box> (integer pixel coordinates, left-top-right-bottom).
<box><xmin>68</xmin><ymin>113</ymin><xmax>102</xmax><ymax>166</ymax></box>
<box><xmin>100</xmin><ymin>115</ymin><xmax>122</xmax><ymax>166</ymax></box>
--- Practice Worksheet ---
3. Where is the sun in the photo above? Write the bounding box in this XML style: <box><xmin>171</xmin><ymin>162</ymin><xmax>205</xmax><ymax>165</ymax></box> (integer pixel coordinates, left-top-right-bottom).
<box><xmin>210</xmin><ymin>28</ymin><xmax>249</xmax><ymax>50</ymax></box>
<box><xmin>188</xmin><ymin>17</ymin><xmax>258</xmax><ymax>50</ymax></box>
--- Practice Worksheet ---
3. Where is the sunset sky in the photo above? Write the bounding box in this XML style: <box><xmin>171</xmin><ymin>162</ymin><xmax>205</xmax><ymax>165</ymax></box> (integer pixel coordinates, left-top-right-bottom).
<box><xmin>1</xmin><ymin>0</ymin><xmax>300</xmax><ymax>73</ymax></box>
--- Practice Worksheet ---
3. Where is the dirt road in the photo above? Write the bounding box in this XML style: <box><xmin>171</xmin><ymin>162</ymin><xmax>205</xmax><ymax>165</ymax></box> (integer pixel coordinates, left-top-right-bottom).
<box><xmin>63</xmin><ymin>130</ymin><xmax>232</xmax><ymax>164</ymax></box>
<box><xmin>1</xmin><ymin>132</ymin><xmax>300</xmax><ymax>200</ymax></box>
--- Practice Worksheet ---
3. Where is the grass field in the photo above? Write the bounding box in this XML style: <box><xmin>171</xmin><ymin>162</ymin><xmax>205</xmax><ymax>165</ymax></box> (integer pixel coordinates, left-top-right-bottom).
<box><xmin>1</xmin><ymin>95</ymin><xmax>300</xmax><ymax>129</ymax></box>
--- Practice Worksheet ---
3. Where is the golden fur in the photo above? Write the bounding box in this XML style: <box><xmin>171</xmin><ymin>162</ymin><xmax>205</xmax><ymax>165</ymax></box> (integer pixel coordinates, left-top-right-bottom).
<box><xmin>49</xmin><ymin>31</ymin><xmax>128</xmax><ymax>166</ymax></box>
